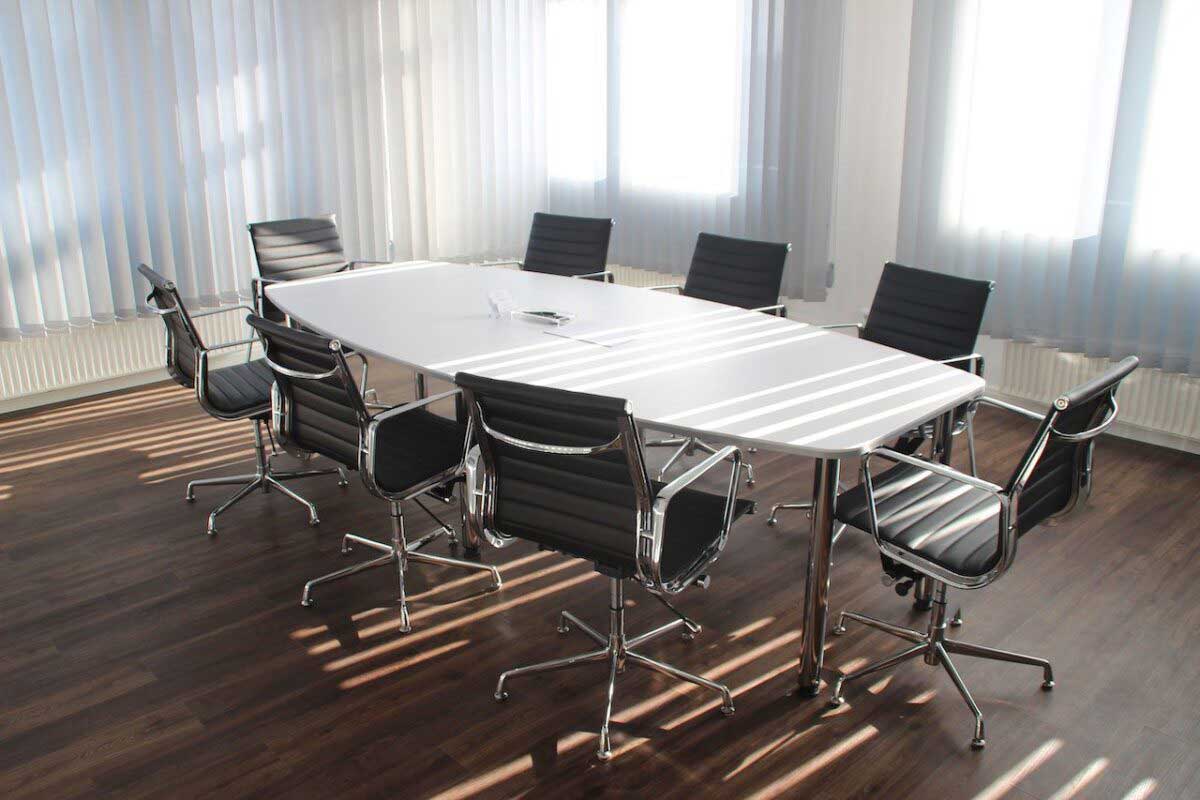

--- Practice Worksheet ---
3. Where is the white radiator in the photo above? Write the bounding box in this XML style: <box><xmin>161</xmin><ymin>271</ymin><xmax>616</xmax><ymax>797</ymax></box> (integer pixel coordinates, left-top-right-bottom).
<box><xmin>0</xmin><ymin>311</ymin><xmax>253</xmax><ymax>413</ymax></box>
<box><xmin>988</xmin><ymin>341</ymin><xmax>1200</xmax><ymax>453</ymax></box>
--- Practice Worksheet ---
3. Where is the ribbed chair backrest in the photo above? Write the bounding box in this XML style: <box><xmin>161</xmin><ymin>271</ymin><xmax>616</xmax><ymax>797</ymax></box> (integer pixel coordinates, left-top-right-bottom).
<box><xmin>139</xmin><ymin>264</ymin><xmax>204</xmax><ymax>388</ymax></box>
<box><xmin>247</xmin><ymin>214</ymin><xmax>349</xmax><ymax>282</ymax></box>
<box><xmin>246</xmin><ymin>315</ymin><xmax>367</xmax><ymax>470</ymax></box>
<box><xmin>521</xmin><ymin>212</ymin><xmax>614</xmax><ymax>277</ymax></box>
<box><xmin>457</xmin><ymin>372</ymin><xmax>652</xmax><ymax>573</ymax></box>
<box><xmin>682</xmin><ymin>233</ymin><xmax>790</xmax><ymax>310</ymax></box>
<box><xmin>861</xmin><ymin>262</ymin><xmax>993</xmax><ymax>361</ymax></box>
<box><xmin>1007</xmin><ymin>356</ymin><xmax>1139</xmax><ymax>534</ymax></box>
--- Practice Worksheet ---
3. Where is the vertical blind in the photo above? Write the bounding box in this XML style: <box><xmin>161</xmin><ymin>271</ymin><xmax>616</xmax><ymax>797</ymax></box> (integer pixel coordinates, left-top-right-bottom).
<box><xmin>899</xmin><ymin>0</ymin><xmax>1200</xmax><ymax>375</ymax></box>
<box><xmin>0</xmin><ymin>0</ymin><xmax>843</xmax><ymax>341</ymax></box>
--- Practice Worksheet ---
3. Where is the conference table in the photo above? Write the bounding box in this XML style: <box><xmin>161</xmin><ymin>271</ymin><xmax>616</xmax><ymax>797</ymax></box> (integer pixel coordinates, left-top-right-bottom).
<box><xmin>267</xmin><ymin>261</ymin><xmax>984</xmax><ymax>696</ymax></box>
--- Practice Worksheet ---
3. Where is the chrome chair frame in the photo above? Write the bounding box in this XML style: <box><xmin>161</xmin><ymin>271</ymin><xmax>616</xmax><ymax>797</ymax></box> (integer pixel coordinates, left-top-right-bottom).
<box><xmin>141</xmin><ymin>268</ymin><xmax>346</xmax><ymax>536</ymax></box>
<box><xmin>829</xmin><ymin>376</ymin><xmax>1128</xmax><ymax>748</ymax></box>
<box><xmin>261</xmin><ymin>339</ymin><xmax>500</xmax><ymax>633</ymax></box>
<box><xmin>462</xmin><ymin>390</ymin><xmax>742</xmax><ymax>760</ymax></box>
<box><xmin>482</xmin><ymin>258</ymin><xmax>614</xmax><ymax>283</ymax></box>
<box><xmin>247</xmin><ymin>222</ymin><xmax>390</xmax><ymax>410</ymax></box>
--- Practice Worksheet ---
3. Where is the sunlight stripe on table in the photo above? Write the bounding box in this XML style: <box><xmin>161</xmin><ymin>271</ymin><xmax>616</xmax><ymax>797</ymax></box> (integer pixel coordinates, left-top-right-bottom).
<box><xmin>528</xmin><ymin>323</ymin><xmax>805</xmax><ymax>386</ymax></box>
<box><xmin>568</xmin><ymin>330</ymin><xmax>829</xmax><ymax>392</ymax></box>
<box><xmin>740</xmin><ymin>371</ymin><xmax>962</xmax><ymax>440</ymax></box>
<box><xmin>788</xmin><ymin>385</ymin><xmax>970</xmax><ymax>447</ymax></box>
<box><xmin>428</xmin><ymin>306</ymin><xmax>743</xmax><ymax>370</ymax></box>
<box><xmin>696</xmin><ymin>361</ymin><xmax>946</xmax><ymax>430</ymax></box>
<box><xmin>494</xmin><ymin>315</ymin><xmax>785</xmax><ymax>380</ymax></box>
<box><xmin>657</xmin><ymin>354</ymin><xmax>908</xmax><ymax>423</ymax></box>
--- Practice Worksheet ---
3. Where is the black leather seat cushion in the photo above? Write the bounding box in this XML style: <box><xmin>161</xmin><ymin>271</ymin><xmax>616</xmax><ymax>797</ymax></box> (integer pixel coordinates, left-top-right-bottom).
<box><xmin>836</xmin><ymin>462</ymin><xmax>1003</xmax><ymax>578</ymax></box>
<box><xmin>495</xmin><ymin>456</ymin><xmax>753</xmax><ymax>579</ymax></box>
<box><xmin>204</xmin><ymin>359</ymin><xmax>274</xmax><ymax>417</ymax></box>
<box><xmin>371</xmin><ymin>408</ymin><xmax>467</xmax><ymax>495</ymax></box>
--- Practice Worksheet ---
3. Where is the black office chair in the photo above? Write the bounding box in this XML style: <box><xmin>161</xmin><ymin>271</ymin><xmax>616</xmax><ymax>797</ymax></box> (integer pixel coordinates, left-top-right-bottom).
<box><xmin>246</xmin><ymin>316</ymin><xmax>501</xmax><ymax>633</ymax></box>
<box><xmin>768</xmin><ymin>262</ymin><xmax>994</xmax><ymax>526</ymax></box>
<box><xmin>246</xmin><ymin>214</ymin><xmax>388</xmax><ymax>321</ymax></box>
<box><xmin>645</xmin><ymin>232</ymin><xmax>792</xmax><ymax>486</ymax></box>
<box><xmin>486</xmin><ymin>212</ymin><xmax>615</xmax><ymax>282</ymax></box>
<box><xmin>247</xmin><ymin>213</ymin><xmax>388</xmax><ymax>406</ymax></box>
<box><xmin>458</xmin><ymin>372</ymin><xmax>756</xmax><ymax>760</ymax></box>
<box><xmin>828</xmin><ymin>356</ymin><xmax>1138</xmax><ymax>748</ymax></box>
<box><xmin>139</xmin><ymin>264</ymin><xmax>346</xmax><ymax>536</ymax></box>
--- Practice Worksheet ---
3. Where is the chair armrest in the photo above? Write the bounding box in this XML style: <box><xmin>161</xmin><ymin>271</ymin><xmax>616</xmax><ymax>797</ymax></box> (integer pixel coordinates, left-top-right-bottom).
<box><xmin>646</xmin><ymin>284</ymin><xmax>684</xmax><ymax>293</ymax></box>
<box><xmin>572</xmin><ymin>270</ymin><xmax>615</xmax><ymax>283</ymax></box>
<box><xmin>820</xmin><ymin>322</ymin><xmax>864</xmax><ymax>333</ymax></box>
<box><xmin>858</xmin><ymin>446</ymin><xmax>1015</xmax><ymax>587</ymax></box>
<box><xmin>368</xmin><ymin>387</ymin><xmax>461</xmax><ymax>426</ymax></box>
<box><xmin>348</xmin><ymin>260</ymin><xmax>390</xmax><ymax>270</ymax></box>
<box><xmin>865</xmin><ymin>447</ymin><xmax>1004</xmax><ymax>496</ymax></box>
<box><xmin>477</xmin><ymin>259</ymin><xmax>523</xmax><ymax>268</ymax></box>
<box><xmin>939</xmin><ymin>352</ymin><xmax>985</xmax><ymax>378</ymax></box>
<box><xmin>363</xmin><ymin>388</ymin><xmax>466</xmax><ymax>501</ymax></box>
<box><xmin>204</xmin><ymin>336</ymin><xmax>261</xmax><ymax>354</ymax></box>
<box><xmin>978</xmin><ymin>395</ymin><xmax>1044</xmax><ymax>423</ymax></box>
<box><xmin>640</xmin><ymin>444</ymin><xmax>742</xmax><ymax>594</ymax></box>
<box><xmin>751</xmin><ymin>303</ymin><xmax>787</xmax><ymax>318</ymax></box>
<box><xmin>190</xmin><ymin>303</ymin><xmax>257</xmax><ymax>320</ymax></box>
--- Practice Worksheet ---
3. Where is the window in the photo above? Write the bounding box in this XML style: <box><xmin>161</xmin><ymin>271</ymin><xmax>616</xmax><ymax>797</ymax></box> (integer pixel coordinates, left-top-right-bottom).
<box><xmin>939</xmin><ymin>0</ymin><xmax>1128</xmax><ymax>238</ymax></box>
<box><xmin>618</xmin><ymin>0</ymin><xmax>742</xmax><ymax>194</ymax></box>
<box><xmin>546</xmin><ymin>0</ymin><xmax>607</xmax><ymax>183</ymax></box>
<box><xmin>545</xmin><ymin>0</ymin><xmax>744</xmax><ymax>195</ymax></box>
<box><xmin>1130</xmin><ymin>0</ymin><xmax>1200</xmax><ymax>255</ymax></box>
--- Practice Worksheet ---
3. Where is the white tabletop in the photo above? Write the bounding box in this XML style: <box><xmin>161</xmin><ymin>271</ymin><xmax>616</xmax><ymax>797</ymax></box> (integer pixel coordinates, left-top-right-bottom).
<box><xmin>266</xmin><ymin>262</ymin><xmax>984</xmax><ymax>459</ymax></box>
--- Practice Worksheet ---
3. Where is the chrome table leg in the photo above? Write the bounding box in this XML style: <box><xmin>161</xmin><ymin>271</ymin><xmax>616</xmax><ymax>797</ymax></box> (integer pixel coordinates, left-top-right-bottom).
<box><xmin>798</xmin><ymin>457</ymin><xmax>840</xmax><ymax>696</ymax></box>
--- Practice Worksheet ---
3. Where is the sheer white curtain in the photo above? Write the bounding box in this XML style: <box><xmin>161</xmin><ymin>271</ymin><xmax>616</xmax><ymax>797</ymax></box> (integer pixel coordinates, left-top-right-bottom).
<box><xmin>379</xmin><ymin>0</ymin><xmax>548</xmax><ymax>262</ymax></box>
<box><xmin>0</xmin><ymin>0</ymin><xmax>389</xmax><ymax>339</ymax></box>
<box><xmin>898</xmin><ymin>0</ymin><xmax>1200</xmax><ymax>374</ymax></box>
<box><xmin>0</xmin><ymin>0</ymin><xmax>843</xmax><ymax>341</ymax></box>
<box><xmin>544</xmin><ymin>0</ymin><xmax>844</xmax><ymax>298</ymax></box>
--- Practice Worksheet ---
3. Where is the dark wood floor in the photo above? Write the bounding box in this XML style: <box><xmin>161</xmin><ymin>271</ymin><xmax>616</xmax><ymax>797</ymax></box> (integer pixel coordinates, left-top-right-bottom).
<box><xmin>4</xmin><ymin>362</ymin><xmax>1200</xmax><ymax>799</ymax></box>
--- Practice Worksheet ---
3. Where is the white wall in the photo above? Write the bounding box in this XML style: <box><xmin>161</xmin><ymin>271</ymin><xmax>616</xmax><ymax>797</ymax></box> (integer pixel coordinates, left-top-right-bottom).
<box><xmin>789</xmin><ymin>0</ymin><xmax>914</xmax><ymax>325</ymax></box>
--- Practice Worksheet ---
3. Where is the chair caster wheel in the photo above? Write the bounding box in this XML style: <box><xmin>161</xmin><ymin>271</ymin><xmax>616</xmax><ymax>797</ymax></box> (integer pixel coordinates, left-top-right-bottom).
<box><xmin>766</xmin><ymin>516</ymin><xmax>778</xmax><ymax>527</ymax></box>
<box><xmin>309</xmin><ymin>517</ymin><xmax>320</xmax><ymax>527</ymax></box>
<box><xmin>557</xmin><ymin>624</ymin><xmax>571</xmax><ymax>635</ymax></box>
<box><xmin>1042</xmin><ymin>679</ymin><xmax>1055</xmax><ymax>690</ymax></box>
<box><xmin>301</xmin><ymin>598</ymin><xmax>314</xmax><ymax>608</ymax></box>
<box><xmin>206</xmin><ymin>526</ymin><xmax>217</xmax><ymax>537</ymax></box>
<box><xmin>971</xmin><ymin>738</ymin><xmax>986</xmax><ymax>750</ymax></box>
<box><xmin>596</xmin><ymin>748</ymin><xmax>612</xmax><ymax>762</ymax></box>
<box><xmin>832</xmin><ymin>623</ymin><xmax>847</xmax><ymax>636</ymax></box>
<box><xmin>682</xmin><ymin>631</ymin><xmax>696</xmax><ymax>642</ymax></box>
<box><xmin>720</xmin><ymin>704</ymin><xmax>735</xmax><ymax>717</ymax></box>
<box><xmin>745</xmin><ymin>479</ymin><xmax>756</xmax><ymax>487</ymax></box>
<box><xmin>494</xmin><ymin>691</ymin><xmax>509</xmax><ymax>702</ymax></box>
<box><xmin>185</xmin><ymin>495</ymin><xmax>196</xmax><ymax>503</ymax></box>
